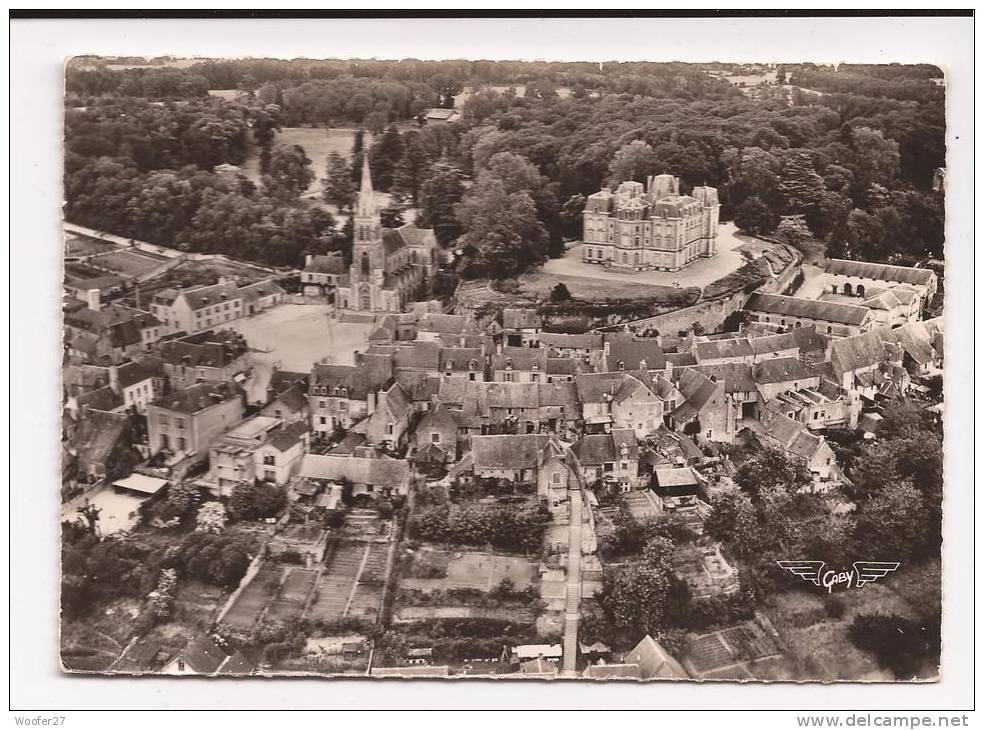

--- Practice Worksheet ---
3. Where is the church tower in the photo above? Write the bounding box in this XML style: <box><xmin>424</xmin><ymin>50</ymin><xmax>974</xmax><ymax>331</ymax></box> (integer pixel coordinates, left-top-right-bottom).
<box><xmin>350</xmin><ymin>154</ymin><xmax>385</xmax><ymax>309</ymax></box>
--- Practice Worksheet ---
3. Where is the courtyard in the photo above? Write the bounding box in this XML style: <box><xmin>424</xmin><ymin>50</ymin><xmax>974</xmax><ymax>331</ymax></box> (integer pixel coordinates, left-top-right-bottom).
<box><xmin>543</xmin><ymin>222</ymin><xmax>771</xmax><ymax>293</ymax></box>
<box><xmin>223</xmin><ymin>304</ymin><xmax>372</xmax><ymax>403</ymax></box>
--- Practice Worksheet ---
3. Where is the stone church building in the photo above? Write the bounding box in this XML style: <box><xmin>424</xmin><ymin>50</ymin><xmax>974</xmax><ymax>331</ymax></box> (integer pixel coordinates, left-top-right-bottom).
<box><xmin>581</xmin><ymin>174</ymin><xmax>721</xmax><ymax>272</ymax></box>
<box><xmin>336</xmin><ymin>156</ymin><xmax>438</xmax><ymax>313</ymax></box>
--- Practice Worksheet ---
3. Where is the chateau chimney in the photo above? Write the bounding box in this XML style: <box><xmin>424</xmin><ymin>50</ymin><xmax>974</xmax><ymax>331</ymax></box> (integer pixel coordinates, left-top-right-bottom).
<box><xmin>86</xmin><ymin>288</ymin><xmax>101</xmax><ymax>312</ymax></box>
<box><xmin>305</xmin><ymin>254</ymin><xmax>313</xmax><ymax>267</ymax></box>
<box><xmin>367</xmin><ymin>389</ymin><xmax>377</xmax><ymax>414</ymax></box>
<box><xmin>108</xmin><ymin>365</ymin><xmax>120</xmax><ymax>394</ymax></box>
<box><xmin>665</xmin><ymin>359</ymin><xmax>674</xmax><ymax>378</ymax></box>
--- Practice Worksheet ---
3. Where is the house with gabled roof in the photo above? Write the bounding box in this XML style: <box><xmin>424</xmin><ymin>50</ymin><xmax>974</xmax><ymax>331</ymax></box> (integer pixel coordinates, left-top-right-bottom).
<box><xmin>68</xmin><ymin>409</ymin><xmax>137</xmax><ymax>482</ymax></box>
<box><xmin>600</xmin><ymin>333</ymin><xmax>667</xmax><ymax>373</ymax></box>
<box><xmin>363</xmin><ymin>381</ymin><xmax>413</xmax><ymax>449</ymax></box>
<box><xmin>301</xmin><ymin>252</ymin><xmax>347</xmax><ymax>296</ymax></box>
<box><xmin>751</xmin><ymin>357</ymin><xmax>821</xmax><ymax>401</ymax></box>
<box><xmin>308</xmin><ymin>353</ymin><xmax>393</xmax><ymax>436</ymax></box>
<box><xmin>439</xmin><ymin>345</ymin><xmax>487</xmax><ymax>382</ymax></box>
<box><xmin>260</xmin><ymin>382</ymin><xmax>310</xmax><ymax>423</ymax></box>
<box><xmin>299</xmin><ymin>452</ymin><xmax>411</xmax><ymax>499</ymax></box>
<box><xmin>670</xmin><ymin>368</ymin><xmax>735</xmax><ymax>443</ymax></box>
<box><xmin>158</xmin><ymin>329</ymin><xmax>251</xmax><ymax>391</ymax></box>
<box><xmin>575</xmin><ymin>371</ymin><xmax>664</xmax><ymax>438</ymax></box>
<box><xmin>146</xmin><ymin>381</ymin><xmax>245</xmax><ymax>457</ymax></box>
<box><xmin>758</xmin><ymin>406</ymin><xmax>837</xmax><ymax>487</ymax></box>
<box><xmin>414</xmin><ymin>403</ymin><xmax>460</xmax><ymax>460</ymax></box>
<box><xmin>623</xmin><ymin>634</ymin><xmax>689</xmax><ymax>680</ymax></box>
<box><xmin>574</xmin><ymin>429</ymin><xmax>640</xmax><ymax>491</ymax></box>
<box><xmin>238</xmin><ymin>279</ymin><xmax>286</xmax><ymax>315</ymax></box>
<box><xmin>537</xmin><ymin>331</ymin><xmax>603</xmax><ymax>359</ymax></box>
<box><xmin>882</xmin><ymin>316</ymin><xmax>944</xmax><ymax>375</ymax></box>
<box><xmin>151</xmin><ymin>280</ymin><xmax>244</xmax><ymax>336</ymax></box>
<box><xmin>502</xmin><ymin>308</ymin><xmax>542</xmax><ymax>347</ymax></box>
<box><xmin>821</xmin><ymin>329</ymin><xmax>897</xmax><ymax>399</ymax></box>
<box><xmin>466</xmin><ymin>433</ymin><xmax>577</xmax><ymax>510</ymax></box>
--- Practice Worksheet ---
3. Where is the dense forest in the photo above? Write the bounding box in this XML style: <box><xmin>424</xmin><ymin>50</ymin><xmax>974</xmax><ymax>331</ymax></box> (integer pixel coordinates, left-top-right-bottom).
<box><xmin>63</xmin><ymin>58</ymin><xmax>945</xmax><ymax>274</ymax></box>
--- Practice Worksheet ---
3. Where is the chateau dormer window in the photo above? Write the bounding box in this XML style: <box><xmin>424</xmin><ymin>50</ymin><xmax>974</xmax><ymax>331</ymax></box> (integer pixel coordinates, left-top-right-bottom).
<box><xmin>505</xmin><ymin>358</ymin><xmax>513</xmax><ymax>370</ymax></box>
<box><xmin>618</xmin><ymin>361</ymin><xmax>625</xmax><ymax>371</ymax></box>
<box><xmin>469</xmin><ymin>359</ymin><xmax>477</xmax><ymax>370</ymax></box>
<box><xmin>532</xmin><ymin>361</ymin><xmax>540</xmax><ymax>371</ymax></box>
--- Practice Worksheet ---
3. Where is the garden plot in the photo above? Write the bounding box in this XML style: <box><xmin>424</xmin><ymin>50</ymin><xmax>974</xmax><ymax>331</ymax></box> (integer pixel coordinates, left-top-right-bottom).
<box><xmin>622</xmin><ymin>490</ymin><xmax>662</xmax><ymax>521</ymax></box>
<box><xmin>305</xmin><ymin>542</ymin><xmax>366</xmax><ymax>622</ymax></box>
<box><xmin>266</xmin><ymin>567</ymin><xmax>319</xmax><ymax>621</ymax></box>
<box><xmin>221</xmin><ymin>563</ymin><xmax>281</xmax><ymax>628</ymax></box>
<box><xmin>400</xmin><ymin>550</ymin><xmax>537</xmax><ymax>592</ymax></box>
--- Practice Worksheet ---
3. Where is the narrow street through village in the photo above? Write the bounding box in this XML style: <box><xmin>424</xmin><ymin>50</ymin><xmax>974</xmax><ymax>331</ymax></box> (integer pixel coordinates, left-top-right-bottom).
<box><xmin>562</xmin><ymin>489</ymin><xmax>583</xmax><ymax>676</ymax></box>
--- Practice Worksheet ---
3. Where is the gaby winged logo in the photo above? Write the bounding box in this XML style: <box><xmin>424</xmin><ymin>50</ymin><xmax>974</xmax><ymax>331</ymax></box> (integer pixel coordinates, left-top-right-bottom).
<box><xmin>776</xmin><ymin>561</ymin><xmax>901</xmax><ymax>593</ymax></box>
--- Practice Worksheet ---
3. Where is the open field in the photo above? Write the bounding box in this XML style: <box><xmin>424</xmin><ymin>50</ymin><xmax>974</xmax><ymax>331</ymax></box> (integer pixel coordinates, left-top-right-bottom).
<box><xmin>400</xmin><ymin>550</ymin><xmax>537</xmax><ymax>592</ymax></box>
<box><xmin>223</xmin><ymin>304</ymin><xmax>371</xmax><ymax>403</ymax></box>
<box><xmin>241</xmin><ymin>127</ymin><xmax>359</xmax><ymax>196</ymax></box>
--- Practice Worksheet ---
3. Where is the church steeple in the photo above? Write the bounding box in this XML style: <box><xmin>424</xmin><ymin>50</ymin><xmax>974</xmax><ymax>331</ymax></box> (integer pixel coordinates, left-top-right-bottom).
<box><xmin>356</xmin><ymin>153</ymin><xmax>376</xmax><ymax>219</ymax></box>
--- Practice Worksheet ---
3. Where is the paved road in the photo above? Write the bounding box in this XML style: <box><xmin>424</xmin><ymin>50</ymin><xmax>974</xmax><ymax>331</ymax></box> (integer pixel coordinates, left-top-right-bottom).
<box><xmin>561</xmin><ymin>490</ymin><xmax>583</xmax><ymax>676</ymax></box>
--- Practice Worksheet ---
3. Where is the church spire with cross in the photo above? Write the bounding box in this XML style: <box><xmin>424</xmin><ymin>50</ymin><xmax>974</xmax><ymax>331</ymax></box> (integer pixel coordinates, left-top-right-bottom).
<box><xmin>356</xmin><ymin>152</ymin><xmax>377</xmax><ymax>219</ymax></box>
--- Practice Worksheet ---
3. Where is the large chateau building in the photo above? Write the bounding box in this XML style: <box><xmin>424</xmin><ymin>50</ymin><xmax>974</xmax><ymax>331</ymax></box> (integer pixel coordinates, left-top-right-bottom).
<box><xmin>336</xmin><ymin>156</ymin><xmax>438</xmax><ymax>313</ymax></box>
<box><xmin>582</xmin><ymin>174</ymin><xmax>721</xmax><ymax>272</ymax></box>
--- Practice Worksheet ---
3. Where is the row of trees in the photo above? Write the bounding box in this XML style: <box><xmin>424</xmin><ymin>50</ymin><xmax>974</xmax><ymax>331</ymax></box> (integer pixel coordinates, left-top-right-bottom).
<box><xmin>707</xmin><ymin>403</ymin><xmax>943</xmax><ymax>593</ymax></box>
<box><xmin>409</xmin><ymin>501</ymin><xmax>552</xmax><ymax>553</ymax></box>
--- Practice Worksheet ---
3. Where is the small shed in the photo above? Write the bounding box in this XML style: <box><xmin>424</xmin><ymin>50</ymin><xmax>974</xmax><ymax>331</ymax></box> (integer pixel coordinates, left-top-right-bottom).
<box><xmin>112</xmin><ymin>474</ymin><xmax>169</xmax><ymax>497</ymax></box>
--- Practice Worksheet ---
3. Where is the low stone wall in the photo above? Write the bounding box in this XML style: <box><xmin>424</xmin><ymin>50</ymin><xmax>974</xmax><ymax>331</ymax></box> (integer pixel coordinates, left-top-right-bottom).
<box><xmin>611</xmin><ymin>244</ymin><xmax>803</xmax><ymax>336</ymax></box>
